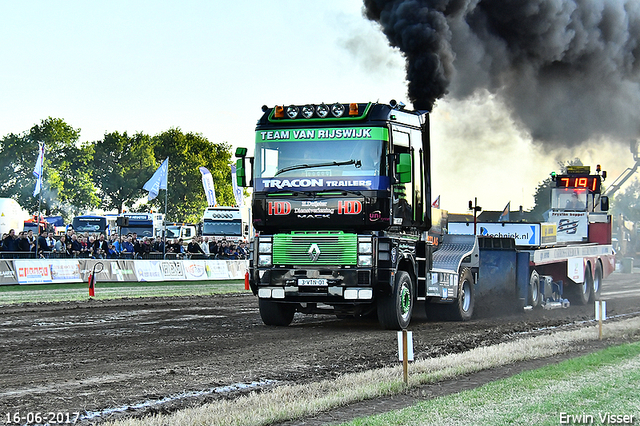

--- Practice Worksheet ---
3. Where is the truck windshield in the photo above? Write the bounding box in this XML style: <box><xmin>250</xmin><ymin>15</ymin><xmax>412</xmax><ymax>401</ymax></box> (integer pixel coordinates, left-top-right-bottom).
<box><xmin>166</xmin><ymin>226</ymin><xmax>181</xmax><ymax>239</ymax></box>
<box><xmin>255</xmin><ymin>137</ymin><xmax>385</xmax><ymax>179</ymax></box>
<box><xmin>121</xmin><ymin>225</ymin><xmax>153</xmax><ymax>237</ymax></box>
<box><xmin>72</xmin><ymin>217</ymin><xmax>106</xmax><ymax>233</ymax></box>
<box><xmin>551</xmin><ymin>188</ymin><xmax>592</xmax><ymax>211</ymax></box>
<box><xmin>202</xmin><ymin>220</ymin><xmax>241</xmax><ymax>236</ymax></box>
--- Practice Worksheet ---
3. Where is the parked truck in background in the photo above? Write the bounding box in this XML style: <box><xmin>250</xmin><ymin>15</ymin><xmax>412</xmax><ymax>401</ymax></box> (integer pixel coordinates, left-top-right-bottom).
<box><xmin>71</xmin><ymin>215</ymin><xmax>108</xmax><ymax>235</ymax></box>
<box><xmin>0</xmin><ymin>198</ymin><xmax>29</xmax><ymax>235</ymax></box>
<box><xmin>165</xmin><ymin>222</ymin><xmax>198</xmax><ymax>244</ymax></box>
<box><xmin>235</xmin><ymin>101</ymin><xmax>615</xmax><ymax>330</ymax></box>
<box><xmin>119</xmin><ymin>212</ymin><xmax>165</xmax><ymax>238</ymax></box>
<box><xmin>201</xmin><ymin>206</ymin><xmax>248</xmax><ymax>242</ymax></box>
<box><xmin>45</xmin><ymin>216</ymin><xmax>65</xmax><ymax>234</ymax></box>
<box><xmin>24</xmin><ymin>215</ymin><xmax>54</xmax><ymax>235</ymax></box>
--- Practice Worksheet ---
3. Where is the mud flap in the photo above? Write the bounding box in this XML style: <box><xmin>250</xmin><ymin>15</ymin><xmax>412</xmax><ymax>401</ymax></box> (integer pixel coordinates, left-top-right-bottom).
<box><xmin>516</xmin><ymin>251</ymin><xmax>530</xmax><ymax>309</ymax></box>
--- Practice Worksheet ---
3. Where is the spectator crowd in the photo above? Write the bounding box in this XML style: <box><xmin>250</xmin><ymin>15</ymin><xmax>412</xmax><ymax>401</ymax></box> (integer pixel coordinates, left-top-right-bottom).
<box><xmin>0</xmin><ymin>228</ymin><xmax>248</xmax><ymax>260</ymax></box>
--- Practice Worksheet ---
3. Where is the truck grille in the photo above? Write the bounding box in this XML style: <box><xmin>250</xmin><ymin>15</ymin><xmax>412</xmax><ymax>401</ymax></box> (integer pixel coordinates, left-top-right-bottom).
<box><xmin>273</xmin><ymin>231</ymin><xmax>357</xmax><ymax>265</ymax></box>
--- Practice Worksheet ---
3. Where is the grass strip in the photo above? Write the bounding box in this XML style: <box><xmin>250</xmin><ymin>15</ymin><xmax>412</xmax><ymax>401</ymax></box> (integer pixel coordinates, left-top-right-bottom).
<box><xmin>340</xmin><ymin>341</ymin><xmax>640</xmax><ymax>426</ymax></box>
<box><xmin>102</xmin><ymin>316</ymin><xmax>640</xmax><ymax>426</ymax></box>
<box><xmin>0</xmin><ymin>280</ymin><xmax>246</xmax><ymax>304</ymax></box>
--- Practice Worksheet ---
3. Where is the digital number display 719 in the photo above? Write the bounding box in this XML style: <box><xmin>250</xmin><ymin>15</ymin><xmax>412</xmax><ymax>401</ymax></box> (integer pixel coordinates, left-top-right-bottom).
<box><xmin>555</xmin><ymin>175</ymin><xmax>601</xmax><ymax>192</ymax></box>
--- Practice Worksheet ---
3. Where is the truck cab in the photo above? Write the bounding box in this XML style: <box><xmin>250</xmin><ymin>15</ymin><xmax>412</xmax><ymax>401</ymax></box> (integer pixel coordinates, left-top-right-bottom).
<box><xmin>201</xmin><ymin>206</ymin><xmax>248</xmax><ymax>242</ymax></box>
<box><xmin>236</xmin><ymin>101</ymin><xmax>435</xmax><ymax>329</ymax></box>
<box><xmin>548</xmin><ymin>165</ymin><xmax>610</xmax><ymax>244</ymax></box>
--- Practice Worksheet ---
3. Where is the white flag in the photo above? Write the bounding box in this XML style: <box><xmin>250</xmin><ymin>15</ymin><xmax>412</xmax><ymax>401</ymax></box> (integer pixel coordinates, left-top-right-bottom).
<box><xmin>143</xmin><ymin>158</ymin><xmax>168</xmax><ymax>201</ymax></box>
<box><xmin>199</xmin><ymin>167</ymin><xmax>217</xmax><ymax>207</ymax></box>
<box><xmin>33</xmin><ymin>143</ymin><xmax>45</xmax><ymax>197</ymax></box>
<box><xmin>231</xmin><ymin>165</ymin><xmax>244</xmax><ymax>207</ymax></box>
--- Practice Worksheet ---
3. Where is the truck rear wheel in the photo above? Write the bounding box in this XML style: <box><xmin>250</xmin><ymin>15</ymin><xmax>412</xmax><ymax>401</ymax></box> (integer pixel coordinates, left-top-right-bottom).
<box><xmin>529</xmin><ymin>270</ymin><xmax>540</xmax><ymax>308</ymax></box>
<box><xmin>258</xmin><ymin>299</ymin><xmax>295</xmax><ymax>326</ymax></box>
<box><xmin>590</xmin><ymin>262</ymin><xmax>603</xmax><ymax>302</ymax></box>
<box><xmin>377</xmin><ymin>271</ymin><xmax>413</xmax><ymax>330</ymax></box>
<box><xmin>569</xmin><ymin>265</ymin><xmax>592</xmax><ymax>305</ymax></box>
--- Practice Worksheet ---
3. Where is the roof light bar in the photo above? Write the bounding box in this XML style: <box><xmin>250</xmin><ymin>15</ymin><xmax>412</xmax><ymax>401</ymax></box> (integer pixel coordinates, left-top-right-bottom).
<box><xmin>268</xmin><ymin>102</ymin><xmax>369</xmax><ymax>120</ymax></box>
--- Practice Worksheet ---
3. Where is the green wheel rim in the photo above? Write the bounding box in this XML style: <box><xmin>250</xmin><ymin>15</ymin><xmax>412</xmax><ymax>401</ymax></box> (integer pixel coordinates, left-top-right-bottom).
<box><xmin>400</xmin><ymin>286</ymin><xmax>411</xmax><ymax>315</ymax></box>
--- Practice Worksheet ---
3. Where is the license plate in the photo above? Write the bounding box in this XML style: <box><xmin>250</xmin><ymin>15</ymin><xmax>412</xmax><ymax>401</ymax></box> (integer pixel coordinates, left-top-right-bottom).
<box><xmin>298</xmin><ymin>278</ymin><xmax>328</xmax><ymax>286</ymax></box>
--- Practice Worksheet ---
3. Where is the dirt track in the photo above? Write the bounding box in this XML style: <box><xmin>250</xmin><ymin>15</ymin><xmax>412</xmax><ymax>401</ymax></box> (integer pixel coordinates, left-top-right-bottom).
<box><xmin>1</xmin><ymin>272</ymin><xmax>639</xmax><ymax>425</ymax></box>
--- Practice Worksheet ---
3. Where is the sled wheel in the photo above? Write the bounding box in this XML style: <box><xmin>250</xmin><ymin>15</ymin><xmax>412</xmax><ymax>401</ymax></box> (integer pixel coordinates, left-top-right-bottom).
<box><xmin>529</xmin><ymin>270</ymin><xmax>540</xmax><ymax>308</ymax></box>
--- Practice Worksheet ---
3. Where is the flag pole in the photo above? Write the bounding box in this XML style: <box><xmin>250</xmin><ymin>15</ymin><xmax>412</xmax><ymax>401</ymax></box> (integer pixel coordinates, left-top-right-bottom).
<box><xmin>142</xmin><ymin>157</ymin><xmax>168</xmax><ymax>258</ymax></box>
<box><xmin>163</xmin><ymin>157</ymin><xmax>168</xmax><ymax>259</ymax></box>
<box><xmin>35</xmin><ymin>142</ymin><xmax>44</xmax><ymax>258</ymax></box>
<box><xmin>35</xmin><ymin>192</ymin><xmax>41</xmax><ymax>258</ymax></box>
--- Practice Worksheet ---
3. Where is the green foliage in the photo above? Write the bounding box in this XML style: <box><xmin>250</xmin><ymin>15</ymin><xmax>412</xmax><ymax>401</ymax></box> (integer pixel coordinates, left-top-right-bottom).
<box><xmin>612</xmin><ymin>178</ymin><xmax>640</xmax><ymax>222</ymax></box>
<box><xmin>0</xmin><ymin>117</ymin><xmax>98</xmax><ymax>219</ymax></box>
<box><xmin>1</xmin><ymin>119</ymin><xmax>234</xmax><ymax>224</ymax></box>
<box><xmin>149</xmin><ymin>128</ymin><xmax>233</xmax><ymax>222</ymax></box>
<box><xmin>92</xmin><ymin>131</ymin><xmax>156</xmax><ymax>213</ymax></box>
<box><xmin>0</xmin><ymin>280</ymin><xmax>245</xmax><ymax>304</ymax></box>
<box><xmin>341</xmin><ymin>341</ymin><xmax>640</xmax><ymax>426</ymax></box>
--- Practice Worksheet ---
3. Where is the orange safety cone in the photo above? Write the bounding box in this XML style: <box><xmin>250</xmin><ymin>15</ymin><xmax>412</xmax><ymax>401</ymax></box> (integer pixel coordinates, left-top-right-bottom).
<box><xmin>244</xmin><ymin>270</ymin><xmax>250</xmax><ymax>290</ymax></box>
<box><xmin>88</xmin><ymin>273</ymin><xmax>95</xmax><ymax>297</ymax></box>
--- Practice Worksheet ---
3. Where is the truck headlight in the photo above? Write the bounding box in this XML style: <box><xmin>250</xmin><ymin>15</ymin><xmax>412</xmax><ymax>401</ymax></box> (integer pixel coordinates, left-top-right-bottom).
<box><xmin>358</xmin><ymin>237</ymin><xmax>373</xmax><ymax>266</ymax></box>
<box><xmin>259</xmin><ymin>242</ymin><xmax>272</xmax><ymax>254</ymax></box>
<box><xmin>258</xmin><ymin>255</ymin><xmax>272</xmax><ymax>267</ymax></box>
<box><xmin>358</xmin><ymin>242</ymin><xmax>372</xmax><ymax>254</ymax></box>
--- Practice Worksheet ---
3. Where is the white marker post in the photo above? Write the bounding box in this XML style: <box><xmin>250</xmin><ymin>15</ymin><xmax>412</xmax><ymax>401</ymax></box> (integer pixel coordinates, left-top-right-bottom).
<box><xmin>595</xmin><ymin>300</ymin><xmax>607</xmax><ymax>340</ymax></box>
<box><xmin>397</xmin><ymin>330</ymin><xmax>414</xmax><ymax>385</ymax></box>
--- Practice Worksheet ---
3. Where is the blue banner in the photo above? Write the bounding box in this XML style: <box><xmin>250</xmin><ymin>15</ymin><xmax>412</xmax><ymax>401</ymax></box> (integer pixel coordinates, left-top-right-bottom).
<box><xmin>255</xmin><ymin>176</ymin><xmax>390</xmax><ymax>192</ymax></box>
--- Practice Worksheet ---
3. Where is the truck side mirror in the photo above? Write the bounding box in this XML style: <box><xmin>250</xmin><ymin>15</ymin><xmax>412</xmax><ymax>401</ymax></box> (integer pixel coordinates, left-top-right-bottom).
<box><xmin>395</xmin><ymin>153</ymin><xmax>412</xmax><ymax>184</ymax></box>
<box><xmin>600</xmin><ymin>195</ymin><xmax>609</xmax><ymax>211</ymax></box>
<box><xmin>235</xmin><ymin>147</ymin><xmax>249</xmax><ymax>188</ymax></box>
<box><xmin>235</xmin><ymin>158</ymin><xmax>247</xmax><ymax>187</ymax></box>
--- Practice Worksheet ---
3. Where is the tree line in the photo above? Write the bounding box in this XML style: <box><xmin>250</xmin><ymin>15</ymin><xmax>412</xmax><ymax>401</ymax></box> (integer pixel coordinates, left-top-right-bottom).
<box><xmin>0</xmin><ymin>117</ymin><xmax>234</xmax><ymax>223</ymax></box>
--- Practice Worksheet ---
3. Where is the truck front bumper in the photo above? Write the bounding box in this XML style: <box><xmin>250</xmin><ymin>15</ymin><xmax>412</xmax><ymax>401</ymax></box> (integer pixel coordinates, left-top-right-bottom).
<box><xmin>254</xmin><ymin>267</ymin><xmax>385</xmax><ymax>302</ymax></box>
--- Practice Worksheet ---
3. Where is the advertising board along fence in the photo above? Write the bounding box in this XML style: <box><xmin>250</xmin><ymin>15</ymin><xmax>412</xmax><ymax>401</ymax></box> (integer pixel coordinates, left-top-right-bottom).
<box><xmin>0</xmin><ymin>258</ymin><xmax>248</xmax><ymax>285</ymax></box>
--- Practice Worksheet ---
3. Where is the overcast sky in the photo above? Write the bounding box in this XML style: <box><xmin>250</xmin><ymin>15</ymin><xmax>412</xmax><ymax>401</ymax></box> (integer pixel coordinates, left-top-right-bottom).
<box><xmin>1</xmin><ymin>1</ymin><xmax>633</xmax><ymax>213</ymax></box>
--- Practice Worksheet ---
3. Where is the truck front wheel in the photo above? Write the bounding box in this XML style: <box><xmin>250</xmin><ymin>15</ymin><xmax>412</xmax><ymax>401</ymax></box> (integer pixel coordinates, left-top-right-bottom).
<box><xmin>258</xmin><ymin>299</ymin><xmax>296</xmax><ymax>326</ymax></box>
<box><xmin>377</xmin><ymin>271</ymin><xmax>413</xmax><ymax>330</ymax></box>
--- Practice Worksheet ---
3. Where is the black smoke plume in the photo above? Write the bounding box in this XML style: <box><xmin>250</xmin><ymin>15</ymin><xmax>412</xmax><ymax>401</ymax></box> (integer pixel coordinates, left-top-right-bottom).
<box><xmin>363</xmin><ymin>0</ymin><xmax>640</xmax><ymax>146</ymax></box>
